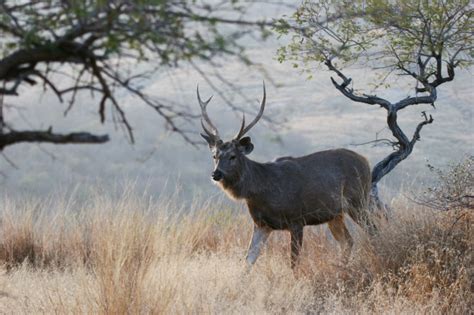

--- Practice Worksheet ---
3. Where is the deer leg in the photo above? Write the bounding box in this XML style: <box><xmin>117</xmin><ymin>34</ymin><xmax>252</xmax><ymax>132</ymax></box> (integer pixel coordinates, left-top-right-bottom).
<box><xmin>246</xmin><ymin>224</ymin><xmax>271</xmax><ymax>265</ymax></box>
<box><xmin>290</xmin><ymin>226</ymin><xmax>304</xmax><ymax>269</ymax></box>
<box><xmin>327</xmin><ymin>214</ymin><xmax>353</xmax><ymax>256</ymax></box>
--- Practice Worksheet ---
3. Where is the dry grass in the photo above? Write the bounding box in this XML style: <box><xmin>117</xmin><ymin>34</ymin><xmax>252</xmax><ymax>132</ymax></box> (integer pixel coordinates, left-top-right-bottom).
<box><xmin>0</xmin><ymin>188</ymin><xmax>471</xmax><ymax>314</ymax></box>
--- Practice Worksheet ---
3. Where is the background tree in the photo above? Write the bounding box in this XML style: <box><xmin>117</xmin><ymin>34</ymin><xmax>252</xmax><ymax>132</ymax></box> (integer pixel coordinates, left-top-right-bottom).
<box><xmin>275</xmin><ymin>0</ymin><xmax>473</xmax><ymax>209</ymax></box>
<box><xmin>0</xmin><ymin>0</ymin><xmax>269</xmax><ymax>150</ymax></box>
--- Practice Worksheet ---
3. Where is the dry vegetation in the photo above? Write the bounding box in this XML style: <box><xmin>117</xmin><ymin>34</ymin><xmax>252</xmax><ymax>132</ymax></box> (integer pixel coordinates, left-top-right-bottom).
<box><xmin>0</xmin><ymin>166</ymin><xmax>472</xmax><ymax>314</ymax></box>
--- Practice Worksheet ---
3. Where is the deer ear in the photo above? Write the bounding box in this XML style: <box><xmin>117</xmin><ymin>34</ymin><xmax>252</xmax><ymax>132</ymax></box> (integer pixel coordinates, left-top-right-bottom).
<box><xmin>238</xmin><ymin>136</ymin><xmax>254</xmax><ymax>155</ymax></box>
<box><xmin>201</xmin><ymin>133</ymin><xmax>214</xmax><ymax>147</ymax></box>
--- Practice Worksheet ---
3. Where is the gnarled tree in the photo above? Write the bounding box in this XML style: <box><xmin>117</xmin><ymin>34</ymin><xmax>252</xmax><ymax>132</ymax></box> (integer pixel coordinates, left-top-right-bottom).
<box><xmin>275</xmin><ymin>0</ymin><xmax>473</xmax><ymax>209</ymax></box>
<box><xmin>0</xmin><ymin>0</ymin><xmax>269</xmax><ymax>150</ymax></box>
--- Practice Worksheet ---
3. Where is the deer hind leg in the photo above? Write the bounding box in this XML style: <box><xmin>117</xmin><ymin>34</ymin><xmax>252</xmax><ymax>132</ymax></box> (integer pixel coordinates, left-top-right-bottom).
<box><xmin>290</xmin><ymin>226</ymin><xmax>304</xmax><ymax>269</ymax></box>
<box><xmin>327</xmin><ymin>214</ymin><xmax>353</xmax><ymax>256</ymax></box>
<box><xmin>246</xmin><ymin>224</ymin><xmax>271</xmax><ymax>265</ymax></box>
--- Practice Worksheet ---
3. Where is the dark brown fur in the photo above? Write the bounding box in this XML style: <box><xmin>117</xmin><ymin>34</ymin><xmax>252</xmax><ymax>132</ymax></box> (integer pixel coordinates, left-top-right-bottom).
<box><xmin>222</xmin><ymin>148</ymin><xmax>371</xmax><ymax>230</ymax></box>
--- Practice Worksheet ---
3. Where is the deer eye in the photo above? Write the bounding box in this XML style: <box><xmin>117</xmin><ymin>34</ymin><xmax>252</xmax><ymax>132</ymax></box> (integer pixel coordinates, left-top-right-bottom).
<box><xmin>213</xmin><ymin>155</ymin><xmax>217</xmax><ymax>160</ymax></box>
<box><xmin>229</xmin><ymin>155</ymin><xmax>236</xmax><ymax>161</ymax></box>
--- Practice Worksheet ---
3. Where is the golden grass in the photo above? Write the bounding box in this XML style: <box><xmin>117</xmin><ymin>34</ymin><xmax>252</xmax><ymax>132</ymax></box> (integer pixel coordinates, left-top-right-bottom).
<box><xmin>0</xmin><ymin>190</ymin><xmax>471</xmax><ymax>314</ymax></box>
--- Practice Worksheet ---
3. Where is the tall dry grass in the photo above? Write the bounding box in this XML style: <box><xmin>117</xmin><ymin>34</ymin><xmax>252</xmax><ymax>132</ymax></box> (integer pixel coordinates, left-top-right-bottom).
<box><xmin>0</xmin><ymin>186</ymin><xmax>471</xmax><ymax>314</ymax></box>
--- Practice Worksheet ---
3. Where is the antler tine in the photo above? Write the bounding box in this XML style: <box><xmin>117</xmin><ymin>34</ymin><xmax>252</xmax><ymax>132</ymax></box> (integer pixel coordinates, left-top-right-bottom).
<box><xmin>197</xmin><ymin>85</ymin><xmax>219</xmax><ymax>138</ymax></box>
<box><xmin>234</xmin><ymin>113</ymin><xmax>246</xmax><ymax>140</ymax></box>
<box><xmin>235</xmin><ymin>81</ymin><xmax>266</xmax><ymax>139</ymax></box>
<box><xmin>201</xmin><ymin>118</ymin><xmax>215</xmax><ymax>138</ymax></box>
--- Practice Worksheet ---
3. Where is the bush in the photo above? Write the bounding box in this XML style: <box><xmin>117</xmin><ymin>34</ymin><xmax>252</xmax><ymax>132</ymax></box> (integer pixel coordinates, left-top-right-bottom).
<box><xmin>421</xmin><ymin>156</ymin><xmax>474</xmax><ymax>211</ymax></box>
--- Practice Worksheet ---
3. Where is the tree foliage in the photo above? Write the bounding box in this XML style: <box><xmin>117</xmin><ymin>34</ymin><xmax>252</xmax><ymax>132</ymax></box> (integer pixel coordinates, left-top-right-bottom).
<box><xmin>276</xmin><ymin>0</ymin><xmax>473</xmax><ymax>75</ymax></box>
<box><xmin>0</xmin><ymin>0</ymin><xmax>267</xmax><ymax>149</ymax></box>
<box><xmin>275</xmin><ymin>0</ymin><xmax>473</xmax><ymax>206</ymax></box>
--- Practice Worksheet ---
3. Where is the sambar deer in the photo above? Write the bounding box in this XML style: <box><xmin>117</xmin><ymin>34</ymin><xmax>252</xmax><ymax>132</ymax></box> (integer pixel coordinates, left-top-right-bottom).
<box><xmin>198</xmin><ymin>83</ymin><xmax>375</xmax><ymax>269</ymax></box>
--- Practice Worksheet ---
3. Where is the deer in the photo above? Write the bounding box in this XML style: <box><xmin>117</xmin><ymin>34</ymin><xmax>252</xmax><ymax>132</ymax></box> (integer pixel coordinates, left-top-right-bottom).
<box><xmin>198</xmin><ymin>83</ymin><xmax>375</xmax><ymax>269</ymax></box>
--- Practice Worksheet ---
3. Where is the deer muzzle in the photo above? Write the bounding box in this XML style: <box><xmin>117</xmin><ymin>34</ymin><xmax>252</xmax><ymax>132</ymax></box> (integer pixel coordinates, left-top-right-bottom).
<box><xmin>212</xmin><ymin>170</ymin><xmax>224</xmax><ymax>181</ymax></box>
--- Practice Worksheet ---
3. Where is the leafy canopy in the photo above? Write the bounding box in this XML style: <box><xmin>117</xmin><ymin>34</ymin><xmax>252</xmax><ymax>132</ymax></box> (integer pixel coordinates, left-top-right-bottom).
<box><xmin>0</xmin><ymin>0</ymin><xmax>246</xmax><ymax>63</ymax></box>
<box><xmin>275</xmin><ymin>0</ymin><xmax>473</xmax><ymax>87</ymax></box>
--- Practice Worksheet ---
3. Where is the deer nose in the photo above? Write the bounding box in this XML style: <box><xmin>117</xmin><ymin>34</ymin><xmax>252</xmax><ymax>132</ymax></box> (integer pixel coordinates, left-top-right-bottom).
<box><xmin>212</xmin><ymin>170</ymin><xmax>223</xmax><ymax>181</ymax></box>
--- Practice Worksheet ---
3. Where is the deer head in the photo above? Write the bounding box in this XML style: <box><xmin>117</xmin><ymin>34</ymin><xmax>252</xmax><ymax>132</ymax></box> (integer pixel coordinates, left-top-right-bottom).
<box><xmin>198</xmin><ymin>83</ymin><xmax>266</xmax><ymax>183</ymax></box>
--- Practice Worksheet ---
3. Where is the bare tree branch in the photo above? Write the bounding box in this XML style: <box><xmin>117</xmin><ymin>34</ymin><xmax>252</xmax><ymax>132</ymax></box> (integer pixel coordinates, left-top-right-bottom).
<box><xmin>411</xmin><ymin>111</ymin><xmax>434</xmax><ymax>145</ymax></box>
<box><xmin>0</xmin><ymin>129</ymin><xmax>109</xmax><ymax>150</ymax></box>
<box><xmin>325</xmin><ymin>59</ymin><xmax>391</xmax><ymax>109</ymax></box>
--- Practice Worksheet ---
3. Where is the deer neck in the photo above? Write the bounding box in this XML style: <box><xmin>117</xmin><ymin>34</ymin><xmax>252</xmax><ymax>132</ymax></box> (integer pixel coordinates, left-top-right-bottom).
<box><xmin>223</xmin><ymin>157</ymin><xmax>270</xmax><ymax>200</ymax></box>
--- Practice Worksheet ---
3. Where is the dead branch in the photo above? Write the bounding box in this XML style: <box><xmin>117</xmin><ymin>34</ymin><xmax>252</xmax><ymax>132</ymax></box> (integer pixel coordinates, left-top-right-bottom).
<box><xmin>0</xmin><ymin>129</ymin><xmax>109</xmax><ymax>150</ymax></box>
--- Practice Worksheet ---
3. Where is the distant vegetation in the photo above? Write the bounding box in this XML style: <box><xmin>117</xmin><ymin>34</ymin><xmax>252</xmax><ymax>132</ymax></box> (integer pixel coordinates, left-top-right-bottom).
<box><xmin>0</xmin><ymin>159</ymin><xmax>470</xmax><ymax>313</ymax></box>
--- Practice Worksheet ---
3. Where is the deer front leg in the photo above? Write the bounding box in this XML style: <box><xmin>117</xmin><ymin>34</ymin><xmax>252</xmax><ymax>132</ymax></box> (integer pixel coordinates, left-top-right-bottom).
<box><xmin>290</xmin><ymin>226</ymin><xmax>304</xmax><ymax>269</ymax></box>
<box><xmin>246</xmin><ymin>224</ymin><xmax>271</xmax><ymax>265</ymax></box>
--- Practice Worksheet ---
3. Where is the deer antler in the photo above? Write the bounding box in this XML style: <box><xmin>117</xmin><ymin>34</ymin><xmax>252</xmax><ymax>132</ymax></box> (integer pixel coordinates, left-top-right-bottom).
<box><xmin>235</xmin><ymin>82</ymin><xmax>266</xmax><ymax>140</ymax></box>
<box><xmin>197</xmin><ymin>85</ymin><xmax>220</xmax><ymax>140</ymax></box>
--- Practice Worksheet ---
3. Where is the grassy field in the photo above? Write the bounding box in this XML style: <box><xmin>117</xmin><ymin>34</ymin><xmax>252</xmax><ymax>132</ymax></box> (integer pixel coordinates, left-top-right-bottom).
<box><xmin>0</xmin><ymin>183</ymin><xmax>471</xmax><ymax>314</ymax></box>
